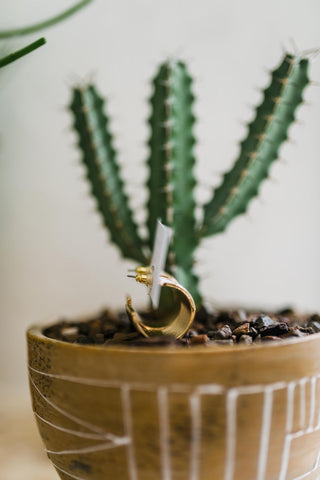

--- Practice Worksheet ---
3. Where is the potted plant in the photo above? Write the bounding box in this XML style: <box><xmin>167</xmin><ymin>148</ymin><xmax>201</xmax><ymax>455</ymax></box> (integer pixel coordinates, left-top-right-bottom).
<box><xmin>27</xmin><ymin>51</ymin><xmax>320</xmax><ymax>480</ymax></box>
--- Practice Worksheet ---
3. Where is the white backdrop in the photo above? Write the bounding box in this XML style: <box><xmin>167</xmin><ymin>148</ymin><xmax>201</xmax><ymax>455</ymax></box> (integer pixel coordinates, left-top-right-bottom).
<box><xmin>1</xmin><ymin>0</ymin><xmax>320</xmax><ymax>393</ymax></box>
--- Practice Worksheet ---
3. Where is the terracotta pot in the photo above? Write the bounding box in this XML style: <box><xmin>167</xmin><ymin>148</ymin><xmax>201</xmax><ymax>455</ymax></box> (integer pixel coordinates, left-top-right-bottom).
<box><xmin>27</xmin><ymin>325</ymin><xmax>320</xmax><ymax>480</ymax></box>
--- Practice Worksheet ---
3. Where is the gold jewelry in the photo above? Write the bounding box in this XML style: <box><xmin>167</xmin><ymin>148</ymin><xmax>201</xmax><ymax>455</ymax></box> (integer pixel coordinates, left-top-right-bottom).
<box><xmin>126</xmin><ymin>271</ymin><xmax>196</xmax><ymax>339</ymax></box>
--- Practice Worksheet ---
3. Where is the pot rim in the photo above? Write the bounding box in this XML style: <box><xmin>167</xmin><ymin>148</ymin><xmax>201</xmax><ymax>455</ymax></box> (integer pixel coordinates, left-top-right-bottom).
<box><xmin>27</xmin><ymin>323</ymin><xmax>320</xmax><ymax>356</ymax></box>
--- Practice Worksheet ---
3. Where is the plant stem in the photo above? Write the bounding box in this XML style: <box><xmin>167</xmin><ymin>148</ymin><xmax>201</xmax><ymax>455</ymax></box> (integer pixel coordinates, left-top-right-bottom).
<box><xmin>0</xmin><ymin>37</ymin><xmax>46</xmax><ymax>68</ymax></box>
<box><xmin>0</xmin><ymin>0</ymin><xmax>92</xmax><ymax>39</ymax></box>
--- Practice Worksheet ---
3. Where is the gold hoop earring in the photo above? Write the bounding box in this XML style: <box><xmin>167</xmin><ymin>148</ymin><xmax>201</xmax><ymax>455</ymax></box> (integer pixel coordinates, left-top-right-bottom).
<box><xmin>126</xmin><ymin>271</ymin><xmax>196</xmax><ymax>339</ymax></box>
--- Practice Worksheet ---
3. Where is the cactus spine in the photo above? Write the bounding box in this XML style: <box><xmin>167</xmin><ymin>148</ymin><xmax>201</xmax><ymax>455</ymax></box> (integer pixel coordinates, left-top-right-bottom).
<box><xmin>69</xmin><ymin>53</ymin><xmax>310</xmax><ymax>307</ymax></box>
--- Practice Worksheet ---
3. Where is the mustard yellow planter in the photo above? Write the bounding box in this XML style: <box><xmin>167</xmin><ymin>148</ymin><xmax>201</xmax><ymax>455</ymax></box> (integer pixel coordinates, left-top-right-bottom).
<box><xmin>27</xmin><ymin>325</ymin><xmax>320</xmax><ymax>480</ymax></box>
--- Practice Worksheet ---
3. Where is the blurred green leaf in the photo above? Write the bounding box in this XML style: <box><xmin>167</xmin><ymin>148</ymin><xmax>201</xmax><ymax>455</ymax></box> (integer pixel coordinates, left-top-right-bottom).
<box><xmin>0</xmin><ymin>37</ymin><xmax>46</xmax><ymax>69</ymax></box>
<box><xmin>0</xmin><ymin>0</ymin><xmax>93</xmax><ymax>38</ymax></box>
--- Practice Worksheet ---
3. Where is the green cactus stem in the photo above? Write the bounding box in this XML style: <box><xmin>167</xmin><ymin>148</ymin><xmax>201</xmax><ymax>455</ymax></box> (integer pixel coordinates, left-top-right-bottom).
<box><xmin>201</xmin><ymin>54</ymin><xmax>309</xmax><ymax>236</ymax></box>
<box><xmin>147</xmin><ymin>60</ymin><xmax>201</xmax><ymax>304</ymax></box>
<box><xmin>0</xmin><ymin>37</ymin><xmax>46</xmax><ymax>68</ymax></box>
<box><xmin>70</xmin><ymin>85</ymin><xmax>147</xmax><ymax>264</ymax></box>
<box><xmin>146</xmin><ymin>64</ymin><xmax>172</xmax><ymax>247</ymax></box>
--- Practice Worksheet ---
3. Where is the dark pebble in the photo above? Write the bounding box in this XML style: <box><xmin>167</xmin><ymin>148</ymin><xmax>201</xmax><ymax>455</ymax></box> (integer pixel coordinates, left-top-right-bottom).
<box><xmin>88</xmin><ymin>320</ymin><xmax>103</xmax><ymax>336</ymax></box>
<box><xmin>103</xmin><ymin>327</ymin><xmax>117</xmax><ymax>339</ymax></box>
<box><xmin>259</xmin><ymin>323</ymin><xmax>289</xmax><ymax>338</ymax></box>
<box><xmin>198</xmin><ymin>327</ymin><xmax>209</xmax><ymax>335</ymax></box>
<box><xmin>250</xmin><ymin>326</ymin><xmax>258</xmax><ymax>338</ymax></box>
<box><xmin>233</xmin><ymin>323</ymin><xmax>250</xmax><ymax>337</ymax></box>
<box><xmin>78</xmin><ymin>322</ymin><xmax>90</xmax><ymax>335</ymax></box>
<box><xmin>282</xmin><ymin>327</ymin><xmax>308</xmax><ymax>338</ymax></box>
<box><xmin>189</xmin><ymin>334</ymin><xmax>209</xmax><ymax>345</ymax></box>
<box><xmin>308</xmin><ymin>320</ymin><xmax>320</xmax><ymax>333</ymax></box>
<box><xmin>239</xmin><ymin>335</ymin><xmax>252</xmax><ymax>345</ymax></box>
<box><xmin>207</xmin><ymin>330</ymin><xmax>218</xmax><ymax>339</ymax></box>
<box><xmin>299</xmin><ymin>326</ymin><xmax>314</xmax><ymax>334</ymax></box>
<box><xmin>186</xmin><ymin>329</ymin><xmax>198</xmax><ymax>339</ymax></box>
<box><xmin>253</xmin><ymin>315</ymin><xmax>276</xmax><ymax>330</ymax></box>
<box><xmin>215</xmin><ymin>324</ymin><xmax>232</xmax><ymax>340</ymax></box>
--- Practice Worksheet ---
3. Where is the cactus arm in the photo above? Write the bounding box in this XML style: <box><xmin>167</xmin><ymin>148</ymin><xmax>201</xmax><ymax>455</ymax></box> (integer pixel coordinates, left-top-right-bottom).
<box><xmin>147</xmin><ymin>61</ymin><xmax>201</xmax><ymax>305</ymax></box>
<box><xmin>70</xmin><ymin>85</ymin><xmax>147</xmax><ymax>264</ymax></box>
<box><xmin>0</xmin><ymin>37</ymin><xmax>46</xmax><ymax>68</ymax></box>
<box><xmin>0</xmin><ymin>0</ymin><xmax>92</xmax><ymax>39</ymax></box>
<box><xmin>146</xmin><ymin>64</ymin><xmax>171</xmax><ymax>248</ymax></box>
<box><xmin>201</xmin><ymin>54</ymin><xmax>309</xmax><ymax>237</ymax></box>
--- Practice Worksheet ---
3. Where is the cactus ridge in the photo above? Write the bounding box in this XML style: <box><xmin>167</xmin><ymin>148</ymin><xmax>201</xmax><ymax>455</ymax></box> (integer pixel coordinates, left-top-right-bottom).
<box><xmin>201</xmin><ymin>54</ymin><xmax>309</xmax><ymax>236</ymax></box>
<box><xmin>70</xmin><ymin>86</ymin><xmax>147</xmax><ymax>264</ymax></box>
<box><xmin>146</xmin><ymin>60</ymin><xmax>201</xmax><ymax>303</ymax></box>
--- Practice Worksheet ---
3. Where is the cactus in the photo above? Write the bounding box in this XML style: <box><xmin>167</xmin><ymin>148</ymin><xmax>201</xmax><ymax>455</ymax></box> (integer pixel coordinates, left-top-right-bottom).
<box><xmin>69</xmin><ymin>53</ymin><xmax>310</xmax><ymax>307</ymax></box>
<box><xmin>202</xmin><ymin>54</ymin><xmax>309</xmax><ymax>236</ymax></box>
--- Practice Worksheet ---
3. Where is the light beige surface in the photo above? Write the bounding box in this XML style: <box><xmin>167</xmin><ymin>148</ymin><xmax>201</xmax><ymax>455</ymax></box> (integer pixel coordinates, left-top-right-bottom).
<box><xmin>0</xmin><ymin>392</ymin><xmax>56</xmax><ymax>480</ymax></box>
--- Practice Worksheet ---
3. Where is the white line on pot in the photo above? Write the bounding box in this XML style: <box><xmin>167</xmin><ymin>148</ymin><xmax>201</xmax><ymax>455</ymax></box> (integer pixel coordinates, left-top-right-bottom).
<box><xmin>189</xmin><ymin>391</ymin><xmax>201</xmax><ymax>480</ymax></box>
<box><xmin>299</xmin><ymin>378</ymin><xmax>307</xmax><ymax>430</ymax></box>
<box><xmin>46</xmin><ymin>438</ymin><xmax>130</xmax><ymax>455</ymax></box>
<box><xmin>158</xmin><ymin>386</ymin><xmax>172</xmax><ymax>480</ymax></box>
<box><xmin>51</xmin><ymin>462</ymin><xmax>86</xmax><ymax>480</ymax></box>
<box><xmin>29</xmin><ymin>373</ymin><xmax>107</xmax><ymax>435</ymax></box>
<box><xmin>286</xmin><ymin>382</ymin><xmax>296</xmax><ymax>434</ymax></box>
<box><xmin>256</xmin><ymin>387</ymin><xmax>273</xmax><ymax>480</ymax></box>
<box><xmin>224</xmin><ymin>389</ymin><xmax>238</xmax><ymax>480</ymax></box>
<box><xmin>308</xmin><ymin>377</ymin><xmax>316</xmax><ymax>429</ymax></box>
<box><xmin>279</xmin><ymin>435</ymin><xmax>292</xmax><ymax>480</ymax></box>
<box><xmin>121</xmin><ymin>384</ymin><xmax>138</xmax><ymax>480</ymax></box>
<box><xmin>34</xmin><ymin>411</ymin><xmax>119</xmax><ymax>441</ymax></box>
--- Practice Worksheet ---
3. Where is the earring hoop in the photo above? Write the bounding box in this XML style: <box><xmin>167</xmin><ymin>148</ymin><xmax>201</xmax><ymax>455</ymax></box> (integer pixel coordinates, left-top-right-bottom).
<box><xmin>126</xmin><ymin>273</ymin><xmax>196</xmax><ymax>339</ymax></box>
